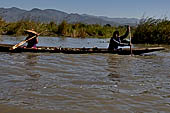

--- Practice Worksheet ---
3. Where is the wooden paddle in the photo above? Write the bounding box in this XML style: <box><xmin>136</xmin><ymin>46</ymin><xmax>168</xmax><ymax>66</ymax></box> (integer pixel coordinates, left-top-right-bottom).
<box><xmin>9</xmin><ymin>35</ymin><xmax>38</xmax><ymax>50</ymax></box>
<box><xmin>129</xmin><ymin>26</ymin><xmax>133</xmax><ymax>55</ymax></box>
<box><xmin>9</xmin><ymin>29</ymin><xmax>47</xmax><ymax>50</ymax></box>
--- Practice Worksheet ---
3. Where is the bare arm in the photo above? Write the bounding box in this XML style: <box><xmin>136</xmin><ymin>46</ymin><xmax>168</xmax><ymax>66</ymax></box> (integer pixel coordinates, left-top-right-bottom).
<box><xmin>120</xmin><ymin>26</ymin><xmax>130</xmax><ymax>40</ymax></box>
<box><xmin>35</xmin><ymin>36</ymin><xmax>38</xmax><ymax>44</ymax></box>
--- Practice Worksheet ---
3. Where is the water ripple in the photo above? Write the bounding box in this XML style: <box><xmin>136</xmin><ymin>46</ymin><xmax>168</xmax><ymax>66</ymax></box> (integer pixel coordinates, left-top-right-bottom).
<box><xmin>0</xmin><ymin>41</ymin><xmax>170</xmax><ymax>112</ymax></box>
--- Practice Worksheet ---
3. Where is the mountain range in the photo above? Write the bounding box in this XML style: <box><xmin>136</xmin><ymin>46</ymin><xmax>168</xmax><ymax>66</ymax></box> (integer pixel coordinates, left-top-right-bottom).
<box><xmin>0</xmin><ymin>7</ymin><xmax>139</xmax><ymax>26</ymax></box>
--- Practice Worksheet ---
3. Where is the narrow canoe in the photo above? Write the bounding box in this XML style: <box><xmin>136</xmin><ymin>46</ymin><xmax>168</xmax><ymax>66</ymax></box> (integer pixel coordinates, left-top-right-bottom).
<box><xmin>0</xmin><ymin>44</ymin><xmax>165</xmax><ymax>55</ymax></box>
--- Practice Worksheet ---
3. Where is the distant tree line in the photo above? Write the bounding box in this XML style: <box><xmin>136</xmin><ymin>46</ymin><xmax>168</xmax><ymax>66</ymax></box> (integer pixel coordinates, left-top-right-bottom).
<box><xmin>0</xmin><ymin>17</ymin><xmax>170</xmax><ymax>44</ymax></box>
<box><xmin>0</xmin><ymin>17</ymin><xmax>128</xmax><ymax>38</ymax></box>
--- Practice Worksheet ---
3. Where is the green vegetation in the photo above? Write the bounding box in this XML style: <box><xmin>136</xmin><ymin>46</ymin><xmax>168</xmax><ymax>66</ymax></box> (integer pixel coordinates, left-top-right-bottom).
<box><xmin>0</xmin><ymin>17</ymin><xmax>6</xmax><ymax>34</ymax></box>
<box><xmin>0</xmin><ymin>17</ymin><xmax>129</xmax><ymax>38</ymax></box>
<box><xmin>133</xmin><ymin>17</ymin><xmax>170</xmax><ymax>44</ymax></box>
<box><xmin>0</xmin><ymin>16</ymin><xmax>170</xmax><ymax>44</ymax></box>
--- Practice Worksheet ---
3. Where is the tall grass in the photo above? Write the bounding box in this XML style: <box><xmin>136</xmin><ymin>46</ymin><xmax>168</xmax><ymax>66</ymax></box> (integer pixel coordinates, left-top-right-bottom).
<box><xmin>133</xmin><ymin>17</ymin><xmax>170</xmax><ymax>44</ymax></box>
<box><xmin>0</xmin><ymin>17</ymin><xmax>130</xmax><ymax>38</ymax></box>
<box><xmin>1</xmin><ymin>16</ymin><xmax>170</xmax><ymax>44</ymax></box>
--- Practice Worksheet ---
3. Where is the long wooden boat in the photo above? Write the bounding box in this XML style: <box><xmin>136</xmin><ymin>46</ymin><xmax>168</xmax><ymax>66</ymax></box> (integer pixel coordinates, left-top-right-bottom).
<box><xmin>0</xmin><ymin>44</ymin><xmax>165</xmax><ymax>55</ymax></box>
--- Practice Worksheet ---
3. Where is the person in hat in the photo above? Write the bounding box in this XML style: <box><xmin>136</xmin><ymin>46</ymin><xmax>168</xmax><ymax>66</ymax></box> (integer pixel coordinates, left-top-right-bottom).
<box><xmin>25</xmin><ymin>30</ymin><xmax>39</xmax><ymax>48</ymax></box>
<box><xmin>108</xmin><ymin>25</ymin><xmax>130</xmax><ymax>50</ymax></box>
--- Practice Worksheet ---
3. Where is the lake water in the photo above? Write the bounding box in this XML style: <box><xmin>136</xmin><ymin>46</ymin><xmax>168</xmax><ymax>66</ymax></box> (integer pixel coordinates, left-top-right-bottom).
<box><xmin>0</xmin><ymin>36</ymin><xmax>170</xmax><ymax>113</ymax></box>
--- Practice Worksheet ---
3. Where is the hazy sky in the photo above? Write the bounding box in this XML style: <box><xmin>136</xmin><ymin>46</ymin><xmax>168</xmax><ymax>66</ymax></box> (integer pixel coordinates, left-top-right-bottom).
<box><xmin>0</xmin><ymin>0</ymin><xmax>170</xmax><ymax>19</ymax></box>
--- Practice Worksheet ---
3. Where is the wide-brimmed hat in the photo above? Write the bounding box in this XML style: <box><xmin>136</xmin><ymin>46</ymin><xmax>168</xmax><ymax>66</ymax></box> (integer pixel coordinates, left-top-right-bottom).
<box><xmin>25</xmin><ymin>30</ymin><xmax>38</xmax><ymax>35</ymax></box>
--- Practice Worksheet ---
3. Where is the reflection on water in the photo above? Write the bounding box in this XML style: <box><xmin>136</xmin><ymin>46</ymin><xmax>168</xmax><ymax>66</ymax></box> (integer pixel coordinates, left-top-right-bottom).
<box><xmin>25</xmin><ymin>54</ymin><xmax>39</xmax><ymax>66</ymax></box>
<box><xmin>0</xmin><ymin>36</ymin><xmax>170</xmax><ymax>113</ymax></box>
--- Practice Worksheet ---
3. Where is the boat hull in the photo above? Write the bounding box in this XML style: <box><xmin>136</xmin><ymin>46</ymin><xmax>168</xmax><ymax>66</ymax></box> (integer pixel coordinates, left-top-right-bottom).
<box><xmin>0</xmin><ymin>44</ymin><xmax>165</xmax><ymax>55</ymax></box>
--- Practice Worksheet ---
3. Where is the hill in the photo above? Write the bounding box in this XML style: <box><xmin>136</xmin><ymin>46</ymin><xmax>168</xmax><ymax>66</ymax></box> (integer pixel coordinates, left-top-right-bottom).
<box><xmin>0</xmin><ymin>7</ymin><xmax>139</xmax><ymax>26</ymax></box>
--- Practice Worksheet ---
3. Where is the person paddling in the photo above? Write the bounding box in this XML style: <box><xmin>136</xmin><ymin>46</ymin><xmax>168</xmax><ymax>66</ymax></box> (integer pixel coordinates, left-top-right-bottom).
<box><xmin>25</xmin><ymin>30</ymin><xmax>39</xmax><ymax>48</ymax></box>
<box><xmin>108</xmin><ymin>25</ymin><xmax>130</xmax><ymax>50</ymax></box>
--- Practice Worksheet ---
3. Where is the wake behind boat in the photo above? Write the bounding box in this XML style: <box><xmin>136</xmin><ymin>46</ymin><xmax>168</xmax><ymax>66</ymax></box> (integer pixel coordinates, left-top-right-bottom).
<box><xmin>0</xmin><ymin>43</ymin><xmax>165</xmax><ymax>55</ymax></box>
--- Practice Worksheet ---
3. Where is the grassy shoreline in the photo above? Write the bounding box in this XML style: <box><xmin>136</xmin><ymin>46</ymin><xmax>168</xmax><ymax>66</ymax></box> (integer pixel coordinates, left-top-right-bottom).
<box><xmin>0</xmin><ymin>17</ymin><xmax>170</xmax><ymax>44</ymax></box>
<box><xmin>0</xmin><ymin>18</ymin><xmax>128</xmax><ymax>38</ymax></box>
<box><xmin>132</xmin><ymin>17</ymin><xmax>170</xmax><ymax>44</ymax></box>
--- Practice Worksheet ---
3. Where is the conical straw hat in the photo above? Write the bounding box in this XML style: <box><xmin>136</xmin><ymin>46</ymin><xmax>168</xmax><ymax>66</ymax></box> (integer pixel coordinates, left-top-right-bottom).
<box><xmin>25</xmin><ymin>30</ymin><xmax>38</xmax><ymax>35</ymax></box>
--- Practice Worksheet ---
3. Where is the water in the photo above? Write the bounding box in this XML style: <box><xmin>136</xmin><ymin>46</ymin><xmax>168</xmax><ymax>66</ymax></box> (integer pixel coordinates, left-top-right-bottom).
<box><xmin>0</xmin><ymin>36</ymin><xmax>170</xmax><ymax>113</ymax></box>
<box><xmin>0</xmin><ymin>35</ymin><xmax>109</xmax><ymax>48</ymax></box>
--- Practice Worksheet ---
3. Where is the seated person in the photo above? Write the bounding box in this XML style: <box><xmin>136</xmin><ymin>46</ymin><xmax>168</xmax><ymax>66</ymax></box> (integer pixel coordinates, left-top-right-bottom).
<box><xmin>108</xmin><ymin>25</ymin><xmax>130</xmax><ymax>50</ymax></box>
<box><xmin>25</xmin><ymin>30</ymin><xmax>39</xmax><ymax>48</ymax></box>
